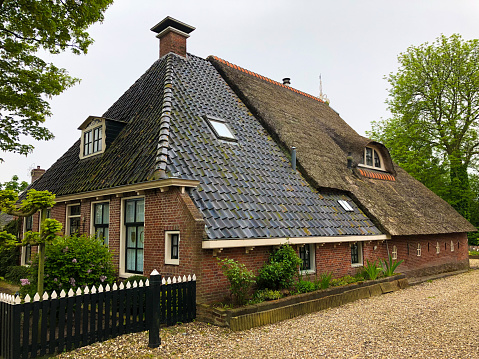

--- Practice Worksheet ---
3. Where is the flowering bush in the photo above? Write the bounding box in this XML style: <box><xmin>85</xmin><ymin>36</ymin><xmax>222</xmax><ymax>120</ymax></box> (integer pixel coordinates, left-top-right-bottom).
<box><xmin>20</xmin><ymin>234</ymin><xmax>115</xmax><ymax>297</ymax></box>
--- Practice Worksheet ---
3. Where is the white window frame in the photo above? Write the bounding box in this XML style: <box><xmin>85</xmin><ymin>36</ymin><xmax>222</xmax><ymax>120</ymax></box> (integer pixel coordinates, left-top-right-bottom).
<box><xmin>165</xmin><ymin>231</ymin><xmax>180</xmax><ymax>265</ymax></box>
<box><xmin>299</xmin><ymin>243</ymin><xmax>316</xmax><ymax>274</ymax></box>
<box><xmin>119</xmin><ymin>196</ymin><xmax>145</xmax><ymax>278</ymax></box>
<box><xmin>392</xmin><ymin>245</ymin><xmax>398</xmax><ymax>260</ymax></box>
<box><xmin>91</xmin><ymin>200</ymin><xmax>110</xmax><ymax>246</ymax></box>
<box><xmin>436</xmin><ymin>242</ymin><xmax>440</xmax><ymax>254</ymax></box>
<box><xmin>417</xmin><ymin>243</ymin><xmax>422</xmax><ymax>257</ymax></box>
<box><xmin>358</xmin><ymin>146</ymin><xmax>386</xmax><ymax>171</ymax></box>
<box><xmin>79</xmin><ymin>117</ymin><xmax>106</xmax><ymax>159</ymax></box>
<box><xmin>351</xmin><ymin>242</ymin><xmax>363</xmax><ymax>267</ymax></box>
<box><xmin>451</xmin><ymin>241</ymin><xmax>454</xmax><ymax>252</ymax></box>
<box><xmin>66</xmin><ymin>203</ymin><xmax>81</xmax><ymax>236</ymax></box>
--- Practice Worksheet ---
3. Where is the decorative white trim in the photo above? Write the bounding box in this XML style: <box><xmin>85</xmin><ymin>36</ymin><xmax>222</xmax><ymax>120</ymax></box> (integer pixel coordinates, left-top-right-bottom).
<box><xmin>90</xmin><ymin>200</ymin><xmax>110</xmax><ymax>244</ymax></box>
<box><xmin>202</xmin><ymin>234</ymin><xmax>390</xmax><ymax>249</ymax></box>
<box><xmin>165</xmin><ymin>231</ymin><xmax>180</xmax><ymax>265</ymax></box>
<box><xmin>54</xmin><ymin>178</ymin><xmax>199</xmax><ymax>203</ymax></box>
<box><xmin>299</xmin><ymin>243</ymin><xmax>316</xmax><ymax>274</ymax></box>
<box><xmin>358</xmin><ymin>146</ymin><xmax>386</xmax><ymax>171</ymax></box>
<box><xmin>79</xmin><ymin>117</ymin><xmax>106</xmax><ymax>160</ymax></box>
<box><xmin>351</xmin><ymin>242</ymin><xmax>363</xmax><ymax>267</ymax></box>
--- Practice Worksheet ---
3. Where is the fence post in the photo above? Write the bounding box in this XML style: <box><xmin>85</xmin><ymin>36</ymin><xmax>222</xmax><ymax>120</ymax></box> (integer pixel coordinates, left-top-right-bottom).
<box><xmin>148</xmin><ymin>269</ymin><xmax>161</xmax><ymax>348</ymax></box>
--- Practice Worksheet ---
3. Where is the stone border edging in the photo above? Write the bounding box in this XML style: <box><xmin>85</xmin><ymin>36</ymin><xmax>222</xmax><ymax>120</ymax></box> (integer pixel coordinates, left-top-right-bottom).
<box><xmin>469</xmin><ymin>255</ymin><xmax>479</xmax><ymax>259</ymax></box>
<box><xmin>197</xmin><ymin>274</ymin><xmax>408</xmax><ymax>331</ymax></box>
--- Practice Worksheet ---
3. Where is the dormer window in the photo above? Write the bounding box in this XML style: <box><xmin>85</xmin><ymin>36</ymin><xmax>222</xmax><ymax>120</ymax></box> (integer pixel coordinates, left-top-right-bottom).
<box><xmin>360</xmin><ymin>146</ymin><xmax>385</xmax><ymax>171</ymax></box>
<box><xmin>79</xmin><ymin>116</ymin><xmax>106</xmax><ymax>159</ymax></box>
<box><xmin>78</xmin><ymin>116</ymin><xmax>126</xmax><ymax>160</ymax></box>
<box><xmin>84</xmin><ymin>126</ymin><xmax>102</xmax><ymax>156</ymax></box>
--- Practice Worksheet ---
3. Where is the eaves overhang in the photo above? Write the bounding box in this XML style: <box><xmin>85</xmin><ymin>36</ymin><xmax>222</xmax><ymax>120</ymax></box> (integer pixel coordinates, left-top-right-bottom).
<box><xmin>55</xmin><ymin>178</ymin><xmax>199</xmax><ymax>203</ymax></box>
<box><xmin>202</xmin><ymin>234</ymin><xmax>391</xmax><ymax>249</ymax></box>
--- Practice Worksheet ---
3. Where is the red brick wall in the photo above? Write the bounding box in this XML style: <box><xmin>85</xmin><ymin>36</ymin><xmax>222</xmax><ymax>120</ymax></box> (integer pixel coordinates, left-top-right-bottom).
<box><xmin>160</xmin><ymin>31</ymin><xmax>187</xmax><ymax>58</ymax></box>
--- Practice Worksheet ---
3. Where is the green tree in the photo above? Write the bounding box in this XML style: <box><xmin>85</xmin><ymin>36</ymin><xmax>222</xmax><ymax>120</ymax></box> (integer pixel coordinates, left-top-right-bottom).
<box><xmin>0</xmin><ymin>175</ymin><xmax>28</xmax><ymax>192</ymax></box>
<box><xmin>0</xmin><ymin>0</ymin><xmax>113</xmax><ymax>160</ymax></box>
<box><xmin>0</xmin><ymin>189</ymin><xmax>61</xmax><ymax>294</ymax></box>
<box><xmin>369</xmin><ymin>34</ymin><xmax>479</xmax><ymax>221</ymax></box>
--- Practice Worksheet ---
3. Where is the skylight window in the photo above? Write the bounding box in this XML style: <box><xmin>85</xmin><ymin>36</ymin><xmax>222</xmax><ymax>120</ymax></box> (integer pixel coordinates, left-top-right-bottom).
<box><xmin>203</xmin><ymin>115</ymin><xmax>236</xmax><ymax>141</ymax></box>
<box><xmin>338</xmin><ymin>200</ymin><xmax>354</xmax><ymax>212</ymax></box>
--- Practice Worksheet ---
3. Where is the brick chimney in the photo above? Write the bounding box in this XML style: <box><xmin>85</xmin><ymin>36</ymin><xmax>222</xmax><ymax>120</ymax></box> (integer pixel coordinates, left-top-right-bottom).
<box><xmin>31</xmin><ymin>166</ymin><xmax>45</xmax><ymax>183</ymax></box>
<box><xmin>150</xmin><ymin>17</ymin><xmax>195</xmax><ymax>58</ymax></box>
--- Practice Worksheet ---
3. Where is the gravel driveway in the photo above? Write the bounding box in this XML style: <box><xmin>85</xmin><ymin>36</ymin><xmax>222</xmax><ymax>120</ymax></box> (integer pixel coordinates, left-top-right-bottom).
<box><xmin>57</xmin><ymin>260</ymin><xmax>479</xmax><ymax>358</ymax></box>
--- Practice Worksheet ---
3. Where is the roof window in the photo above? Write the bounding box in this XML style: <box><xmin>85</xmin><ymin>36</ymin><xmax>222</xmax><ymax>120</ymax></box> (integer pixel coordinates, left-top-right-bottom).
<box><xmin>338</xmin><ymin>200</ymin><xmax>354</xmax><ymax>212</ymax></box>
<box><xmin>204</xmin><ymin>115</ymin><xmax>236</xmax><ymax>142</ymax></box>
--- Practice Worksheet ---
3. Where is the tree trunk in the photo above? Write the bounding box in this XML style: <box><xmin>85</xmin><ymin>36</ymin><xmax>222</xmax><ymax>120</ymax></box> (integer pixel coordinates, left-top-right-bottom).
<box><xmin>448</xmin><ymin>154</ymin><xmax>470</xmax><ymax>221</ymax></box>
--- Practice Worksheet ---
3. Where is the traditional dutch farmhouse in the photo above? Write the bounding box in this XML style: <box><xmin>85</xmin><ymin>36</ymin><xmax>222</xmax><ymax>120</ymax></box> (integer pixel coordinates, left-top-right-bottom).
<box><xmin>21</xmin><ymin>17</ymin><xmax>475</xmax><ymax>302</ymax></box>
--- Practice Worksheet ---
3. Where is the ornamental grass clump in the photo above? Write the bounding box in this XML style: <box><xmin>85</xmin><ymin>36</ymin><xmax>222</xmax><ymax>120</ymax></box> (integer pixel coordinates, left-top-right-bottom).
<box><xmin>362</xmin><ymin>260</ymin><xmax>383</xmax><ymax>280</ymax></box>
<box><xmin>381</xmin><ymin>254</ymin><xmax>404</xmax><ymax>277</ymax></box>
<box><xmin>20</xmin><ymin>234</ymin><xmax>115</xmax><ymax>298</ymax></box>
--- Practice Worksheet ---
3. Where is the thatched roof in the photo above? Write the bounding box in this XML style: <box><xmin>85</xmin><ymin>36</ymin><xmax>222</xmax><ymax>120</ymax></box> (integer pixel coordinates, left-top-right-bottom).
<box><xmin>209</xmin><ymin>56</ymin><xmax>476</xmax><ymax>236</ymax></box>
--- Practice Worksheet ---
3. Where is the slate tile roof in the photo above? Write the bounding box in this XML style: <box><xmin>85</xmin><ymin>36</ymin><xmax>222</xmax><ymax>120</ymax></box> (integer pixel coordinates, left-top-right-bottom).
<box><xmin>27</xmin><ymin>53</ymin><xmax>383</xmax><ymax>240</ymax></box>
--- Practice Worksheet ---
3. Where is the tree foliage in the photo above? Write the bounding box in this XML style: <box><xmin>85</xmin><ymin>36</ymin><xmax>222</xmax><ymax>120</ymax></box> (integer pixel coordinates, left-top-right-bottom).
<box><xmin>0</xmin><ymin>175</ymin><xmax>28</xmax><ymax>192</ymax></box>
<box><xmin>0</xmin><ymin>0</ymin><xmax>113</xmax><ymax>160</ymax></box>
<box><xmin>369</xmin><ymin>34</ymin><xmax>479</xmax><ymax>221</ymax></box>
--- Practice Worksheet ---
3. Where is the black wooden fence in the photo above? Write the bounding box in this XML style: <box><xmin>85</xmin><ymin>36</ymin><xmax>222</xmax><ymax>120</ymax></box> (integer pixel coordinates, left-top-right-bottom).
<box><xmin>0</xmin><ymin>273</ymin><xmax>196</xmax><ymax>359</ymax></box>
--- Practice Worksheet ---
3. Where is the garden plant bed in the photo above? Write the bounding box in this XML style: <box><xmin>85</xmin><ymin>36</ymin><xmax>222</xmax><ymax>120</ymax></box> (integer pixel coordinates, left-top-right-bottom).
<box><xmin>197</xmin><ymin>274</ymin><xmax>408</xmax><ymax>331</ymax></box>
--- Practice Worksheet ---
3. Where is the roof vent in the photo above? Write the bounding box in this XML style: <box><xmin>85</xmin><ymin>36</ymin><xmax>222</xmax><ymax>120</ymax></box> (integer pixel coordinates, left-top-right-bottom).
<box><xmin>283</xmin><ymin>78</ymin><xmax>291</xmax><ymax>86</ymax></box>
<box><xmin>150</xmin><ymin>16</ymin><xmax>195</xmax><ymax>58</ymax></box>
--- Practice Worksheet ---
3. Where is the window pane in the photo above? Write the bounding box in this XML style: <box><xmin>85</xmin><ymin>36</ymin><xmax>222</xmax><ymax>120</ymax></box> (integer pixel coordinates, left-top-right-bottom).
<box><xmin>351</xmin><ymin>243</ymin><xmax>359</xmax><ymax>264</ymax></box>
<box><xmin>136</xmin><ymin>200</ymin><xmax>144</xmax><ymax>222</ymax></box>
<box><xmin>136</xmin><ymin>249</ymin><xmax>143</xmax><ymax>272</ymax></box>
<box><xmin>210</xmin><ymin>120</ymin><xmax>235</xmax><ymax>139</ymax></box>
<box><xmin>70</xmin><ymin>205</ymin><xmax>81</xmax><ymax>216</ymax></box>
<box><xmin>365</xmin><ymin>148</ymin><xmax>373</xmax><ymax>166</ymax></box>
<box><xmin>126</xmin><ymin>249</ymin><xmax>136</xmax><ymax>271</ymax></box>
<box><xmin>125</xmin><ymin>200</ymin><xmax>135</xmax><ymax>223</ymax></box>
<box><xmin>69</xmin><ymin>217</ymin><xmax>80</xmax><ymax>235</ymax></box>
<box><xmin>25</xmin><ymin>216</ymin><xmax>33</xmax><ymax>231</ymax></box>
<box><xmin>127</xmin><ymin>226</ymin><xmax>137</xmax><ymax>247</ymax></box>
<box><xmin>103</xmin><ymin>203</ymin><xmax>109</xmax><ymax>224</ymax></box>
<box><xmin>374</xmin><ymin>150</ymin><xmax>381</xmax><ymax>168</ymax></box>
<box><xmin>103</xmin><ymin>228</ymin><xmax>109</xmax><ymax>246</ymax></box>
<box><xmin>171</xmin><ymin>234</ymin><xmax>179</xmax><ymax>259</ymax></box>
<box><xmin>138</xmin><ymin>226</ymin><xmax>144</xmax><ymax>248</ymax></box>
<box><xmin>95</xmin><ymin>204</ymin><xmax>103</xmax><ymax>224</ymax></box>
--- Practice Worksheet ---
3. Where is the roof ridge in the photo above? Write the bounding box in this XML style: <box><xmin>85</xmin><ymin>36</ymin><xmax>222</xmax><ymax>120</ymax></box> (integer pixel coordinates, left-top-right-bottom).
<box><xmin>210</xmin><ymin>56</ymin><xmax>324</xmax><ymax>103</ymax></box>
<box><xmin>155</xmin><ymin>54</ymin><xmax>175</xmax><ymax>176</ymax></box>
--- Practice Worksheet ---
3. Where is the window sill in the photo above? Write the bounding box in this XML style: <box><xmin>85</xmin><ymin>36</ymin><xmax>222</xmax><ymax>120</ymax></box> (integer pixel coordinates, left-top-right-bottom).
<box><xmin>300</xmin><ymin>269</ymin><xmax>316</xmax><ymax>275</ymax></box>
<box><xmin>357</xmin><ymin>164</ymin><xmax>387</xmax><ymax>172</ymax></box>
<box><xmin>351</xmin><ymin>263</ymin><xmax>363</xmax><ymax>268</ymax></box>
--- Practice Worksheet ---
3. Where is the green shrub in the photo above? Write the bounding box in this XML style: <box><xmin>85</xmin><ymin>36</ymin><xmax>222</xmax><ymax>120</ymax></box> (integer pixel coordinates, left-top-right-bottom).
<box><xmin>317</xmin><ymin>272</ymin><xmax>333</xmax><ymax>289</ymax></box>
<box><xmin>381</xmin><ymin>255</ymin><xmax>404</xmax><ymax>277</ymax></box>
<box><xmin>0</xmin><ymin>246</ymin><xmax>19</xmax><ymax>277</ymax></box>
<box><xmin>294</xmin><ymin>279</ymin><xmax>316</xmax><ymax>294</ymax></box>
<box><xmin>218</xmin><ymin>258</ymin><xmax>255</xmax><ymax>305</ymax></box>
<box><xmin>362</xmin><ymin>260</ymin><xmax>383</xmax><ymax>280</ymax></box>
<box><xmin>21</xmin><ymin>234</ymin><xmax>115</xmax><ymax>297</ymax></box>
<box><xmin>252</xmin><ymin>289</ymin><xmax>283</xmax><ymax>303</ymax></box>
<box><xmin>257</xmin><ymin>244</ymin><xmax>302</xmax><ymax>290</ymax></box>
<box><xmin>4</xmin><ymin>265</ymin><xmax>30</xmax><ymax>284</ymax></box>
<box><xmin>331</xmin><ymin>278</ymin><xmax>348</xmax><ymax>287</ymax></box>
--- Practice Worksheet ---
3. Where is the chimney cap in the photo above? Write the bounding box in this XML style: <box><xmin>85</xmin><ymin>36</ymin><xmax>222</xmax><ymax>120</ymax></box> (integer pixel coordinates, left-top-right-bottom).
<box><xmin>150</xmin><ymin>16</ymin><xmax>195</xmax><ymax>35</ymax></box>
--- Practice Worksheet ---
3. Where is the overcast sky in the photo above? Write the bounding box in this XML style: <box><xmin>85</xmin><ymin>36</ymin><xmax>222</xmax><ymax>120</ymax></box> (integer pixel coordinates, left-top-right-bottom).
<box><xmin>1</xmin><ymin>0</ymin><xmax>479</xmax><ymax>184</ymax></box>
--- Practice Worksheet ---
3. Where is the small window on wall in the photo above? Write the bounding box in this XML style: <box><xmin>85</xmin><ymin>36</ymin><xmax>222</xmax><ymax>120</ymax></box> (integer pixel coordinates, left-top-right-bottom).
<box><xmin>436</xmin><ymin>242</ymin><xmax>440</xmax><ymax>254</ymax></box>
<box><xmin>67</xmin><ymin>204</ymin><xmax>81</xmax><ymax>235</ymax></box>
<box><xmin>451</xmin><ymin>241</ymin><xmax>454</xmax><ymax>252</ymax></box>
<box><xmin>351</xmin><ymin>242</ymin><xmax>363</xmax><ymax>266</ymax></box>
<box><xmin>299</xmin><ymin>244</ymin><xmax>315</xmax><ymax>273</ymax></box>
<box><xmin>417</xmin><ymin>243</ymin><xmax>422</xmax><ymax>257</ymax></box>
<box><xmin>25</xmin><ymin>216</ymin><xmax>33</xmax><ymax>232</ymax></box>
<box><xmin>392</xmin><ymin>245</ymin><xmax>398</xmax><ymax>260</ymax></box>
<box><xmin>165</xmin><ymin>231</ymin><xmax>180</xmax><ymax>265</ymax></box>
<box><xmin>93</xmin><ymin>202</ymin><xmax>109</xmax><ymax>245</ymax></box>
<box><xmin>125</xmin><ymin>198</ymin><xmax>144</xmax><ymax>274</ymax></box>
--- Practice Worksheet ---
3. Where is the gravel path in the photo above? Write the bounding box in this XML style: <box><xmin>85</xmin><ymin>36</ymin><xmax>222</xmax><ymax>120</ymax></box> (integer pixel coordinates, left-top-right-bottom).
<box><xmin>57</xmin><ymin>261</ymin><xmax>479</xmax><ymax>358</ymax></box>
